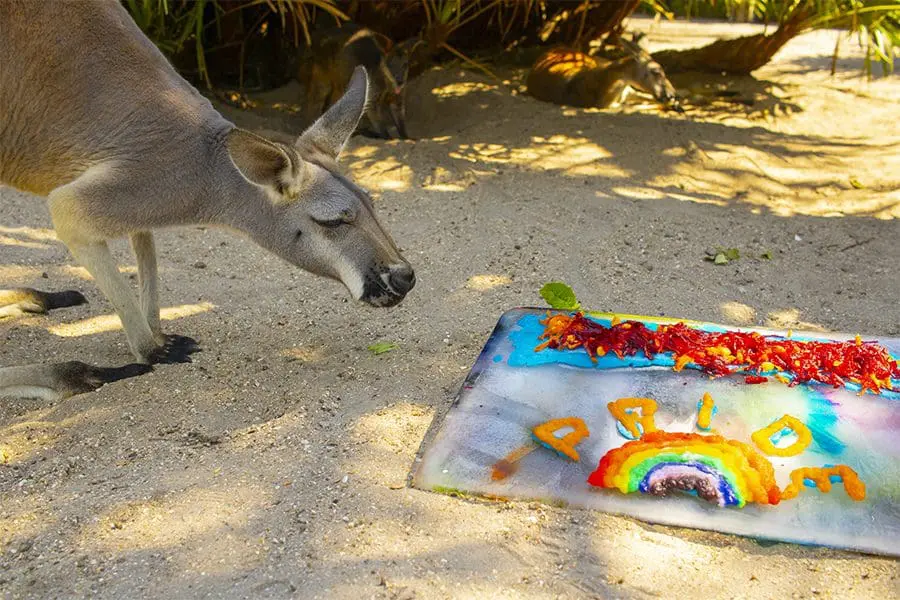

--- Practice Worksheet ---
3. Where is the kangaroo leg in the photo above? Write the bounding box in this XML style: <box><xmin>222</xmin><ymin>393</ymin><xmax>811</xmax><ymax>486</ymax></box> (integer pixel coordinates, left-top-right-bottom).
<box><xmin>130</xmin><ymin>231</ymin><xmax>161</xmax><ymax>337</ymax></box>
<box><xmin>0</xmin><ymin>288</ymin><xmax>87</xmax><ymax>319</ymax></box>
<box><xmin>48</xmin><ymin>177</ymin><xmax>199</xmax><ymax>365</ymax></box>
<box><xmin>64</xmin><ymin>238</ymin><xmax>160</xmax><ymax>362</ymax></box>
<box><xmin>0</xmin><ymin>361</ymin><xmax>152</xmax><ymax>401</ymax></box>
<box><xmin>58</xmin><ymin>238</ymin><xmax>198</xmax><ymax>364</ymax></box>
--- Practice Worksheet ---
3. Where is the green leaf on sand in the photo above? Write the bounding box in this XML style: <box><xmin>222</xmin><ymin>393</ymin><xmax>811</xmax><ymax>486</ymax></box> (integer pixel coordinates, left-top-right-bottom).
<box><xmin>849</xmin><ymin>177</ymin><xmax>865</xmax><ymax>189</ymax></box>
<box><xmin>761</xmin><ymin>249</ymin><xmax>773</xmax><ymax>260</ymax></box>
<box><xmin>705</xmin><ymin>247</ymin><xmax>741</xmax><ymax>265</ymax></box>
<box><xmin>368</xmin><ymin>342</ymin><xmax>398</xmax><ymax>355</ymax></box>
<box><xmin>540</xmin><ymin>282</ymin><xmax>580</xmax><ymax>310</ymax></box>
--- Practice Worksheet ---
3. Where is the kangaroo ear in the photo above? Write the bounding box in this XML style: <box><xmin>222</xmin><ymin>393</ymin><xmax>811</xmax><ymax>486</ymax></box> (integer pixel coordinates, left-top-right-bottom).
<box><xmin>226</xmin><ymin>129</ymin><xmax>295</xmax><ymax>189</ymax></box>
<box><xmin>297</xmin><ymin>66</ymin><xmax>368</xmax><ymax>160</ymax></box>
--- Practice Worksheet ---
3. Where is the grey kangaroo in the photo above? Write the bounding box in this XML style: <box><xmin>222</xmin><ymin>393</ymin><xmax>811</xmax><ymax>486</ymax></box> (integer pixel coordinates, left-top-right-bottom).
<box><xmin>0</xmin><ymin>0</ymin><xmax>415</xmax><ymax>400</ymax></box>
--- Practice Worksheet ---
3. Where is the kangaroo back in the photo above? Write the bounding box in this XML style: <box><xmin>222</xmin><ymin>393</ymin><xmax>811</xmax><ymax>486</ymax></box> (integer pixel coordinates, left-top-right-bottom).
<box><xmin>298</xmin><ymin>26</ymin><xmax>413</xmax><ymax>139</ymax></box>
<box><xmin>525</xmin><ymin>48</ymin><xmax>618</xmax><ymax>108</ymax></box>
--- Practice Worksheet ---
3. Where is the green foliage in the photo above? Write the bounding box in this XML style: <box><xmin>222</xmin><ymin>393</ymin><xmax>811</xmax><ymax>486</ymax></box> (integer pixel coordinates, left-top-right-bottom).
<box><xmin>122</xmin><ymin>0</ymin><xmax>897</xmax><ymax>88</ymax></box>
<box><xmin>124</xmin><ymin>0</ymin><xmax>213</xmax><ymax>86</ymax></box>
<box><xmin>653</xmin><ymin>1</ymin><xmax>899</xmax><ymax>75</ymax></box>
<box><xmin>122</xmin><ymin>0</ymin><xmax>347</xmax><ymax>88</ymax></box>
<box><xmin>540</xmin><ymin>282</ymin><xmax>581</xmax><ymax>311</ymax></box>
<box><xmin>705</xmin><ymin>247</ymin><xmax>741</xmax><ymax>264</ymax></box>
<box><xmin>368</xmin><ymin>342</ymin><xmax>398</xmax><ymax>355</ymax></box>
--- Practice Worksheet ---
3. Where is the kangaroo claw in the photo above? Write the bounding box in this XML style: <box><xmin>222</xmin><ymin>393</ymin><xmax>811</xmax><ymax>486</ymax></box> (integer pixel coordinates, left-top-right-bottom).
<box><xmin>149</xmin><ymin>335</ymin><xmax>201</xmax><ymax>365</ymax></box>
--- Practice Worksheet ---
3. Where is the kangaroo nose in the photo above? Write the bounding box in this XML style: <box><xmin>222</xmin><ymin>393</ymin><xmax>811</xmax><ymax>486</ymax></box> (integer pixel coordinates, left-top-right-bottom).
<box><xmin>389</xmin><ymin>264</ymin><xmax>416</xmax><ymax>294</ymax></box>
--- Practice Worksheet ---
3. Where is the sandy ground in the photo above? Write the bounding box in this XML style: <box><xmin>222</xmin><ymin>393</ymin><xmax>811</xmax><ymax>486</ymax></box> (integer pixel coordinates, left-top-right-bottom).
<box><xmin>2</xmin><ymin>18</ymin><xmax>899</xmax><ymax>600</ymax></box>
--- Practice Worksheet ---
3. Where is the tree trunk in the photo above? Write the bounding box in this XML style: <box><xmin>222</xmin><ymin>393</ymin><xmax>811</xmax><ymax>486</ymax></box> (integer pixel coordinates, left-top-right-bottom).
<box><xmin>652</xmin><ymin>11</ymin><xmax>810</xmax><ymax>75</ymax></box>
<box><xmin>579</xmin><ymin>0</ymin><xmax>642</xmax><ymax>42</ymax></box>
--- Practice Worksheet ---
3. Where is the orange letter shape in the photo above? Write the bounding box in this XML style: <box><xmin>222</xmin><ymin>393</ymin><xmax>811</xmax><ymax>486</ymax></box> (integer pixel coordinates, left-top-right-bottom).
<box><xmin>608</xmin><ymin>397</ymin><xmax>658</xmax><ymax>439</ymax></box>
<box><xmin>780</xmin><ymin>465</ymin><xmax>866</xmax><ymax>502</ymax></box>
<box><xmin>751</xmin><ymin>414</ymin><xmax>812</xmax><ymax>457</ymax></box>
<box><xmin>696</xmin><ymin>392</ymin><xmax>715</xmax><ymax>430</ymax></box>
<box><xmin>532</xmin><ymin>417</ymin><xmax>590</xmax><ymax>462</ymax></box>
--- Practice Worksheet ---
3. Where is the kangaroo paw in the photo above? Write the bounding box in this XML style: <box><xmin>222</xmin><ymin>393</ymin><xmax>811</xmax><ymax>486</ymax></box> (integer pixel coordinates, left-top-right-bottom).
<box><xmin>0</xmin><ymin>288</ymin><xmax>87</xmax><ymax>317</ymax></box>
<box><xmin>43</xmin><ymin>289</ymin><xmax>88</xmax><ymax>310</ymax></box>
<box><xmin>0</xmin><ymin>361</ymin><xmax>152</xmax><ymax>400</ymax></box>
<box><xmin>56</xmin><ymin>361</ymin><xmax>153</xmax><ymax>396</ymax></box>
<box><xmin>149</xmin><ymin>335</ymin><xmax>201</xmax><ymax>365</ymax></box>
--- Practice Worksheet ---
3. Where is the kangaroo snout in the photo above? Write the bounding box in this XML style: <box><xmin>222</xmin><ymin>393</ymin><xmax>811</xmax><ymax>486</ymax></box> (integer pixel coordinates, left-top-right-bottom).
<box><xmin>360</xmin><ymin>262</ymin><xmax>415</xmax><ymax>308</ymax></box>
<box><xmin>388</xmin><ymin>263</ymin><xmax>416</xmax><ymax>295</ymax></box>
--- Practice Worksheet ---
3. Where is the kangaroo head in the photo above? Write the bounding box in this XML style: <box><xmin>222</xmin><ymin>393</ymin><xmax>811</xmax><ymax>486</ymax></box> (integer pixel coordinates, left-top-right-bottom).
<box><xmin>620</xmin><ymin>37</ymin><xmax>682</xmax><ymax>112</ymax></box>
<box><xmin>632</xmin><ymin>58</ymin><xmax>681</xmax><ymax>111</ymax></box>
<box><xmin>226</xmin><ymin>67</ymin><xmax>415</xmax><ymax>307</ymax></box>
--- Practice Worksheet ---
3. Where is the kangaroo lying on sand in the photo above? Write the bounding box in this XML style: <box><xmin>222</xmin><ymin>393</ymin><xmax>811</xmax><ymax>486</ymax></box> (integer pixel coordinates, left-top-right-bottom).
<box><xmin>527</xmin><ymin>37</ymin><xmax>682</xmax><ymax>111</ymax></box>
<box><xmin>0</xmin><ymin>0</ymin><xmax>415</xmax><ymax>400</ymax></box>
<box><xmin>297</xmin><ymin>25</ymin><xmax>419</xmax><ymax>139</ymax></box>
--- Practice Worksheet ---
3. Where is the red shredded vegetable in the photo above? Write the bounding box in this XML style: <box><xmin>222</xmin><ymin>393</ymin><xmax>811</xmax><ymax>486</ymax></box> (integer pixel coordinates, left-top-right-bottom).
<box><xmin>537</xmin><ymin>313</ymin><xmax>900</xmax><ymax>395</ymax></box>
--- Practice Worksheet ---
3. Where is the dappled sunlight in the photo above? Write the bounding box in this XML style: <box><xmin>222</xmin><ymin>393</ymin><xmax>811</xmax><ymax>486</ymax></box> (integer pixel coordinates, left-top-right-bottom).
<box><xmin>591</xmin><ymin>521</ymin><xmax>730</xmax><ymax>594</ymax></box>
<box><xmin>0</xmin><ymin>423</ymin><xmax>60</xmax><ymax>465</ymax></box>
<box><xmin>345</xmin><ymin>145</ymin><xmax>379</xmax><ymax>160</ymax></box>
<box><xmin>0</xmin><ymin>235</ymin><xmax>51</xmax><ymax>250</ymax></box>
<box><xmin>431</xmin><ymin>81</ymin><xmax>500</xmax><ymax>98</ymax></box>
<box><xmin>590</xmin><ymin>514</ymin><xmax>900</xmax><ymax>598</ymax></box>
<box><xmin>611</xmin><ymin>185</ymin><xmax>728</xmax><ymax>207</ymax></box>
<box><xmin>421</xmin><ymin>165</ymin><xmax>482</xmax><ymax>191</ymax></box>
<box><xmin>765</xmin><ymin>308</ymin><xmax>830</xmax><ymax>332</ymax></box>
<box><xmin>347</xmin><ymin>155</ymin><xmax>413</xmax><ymax>192</ymax></box>
<box><xmin>0</xmin><ymin>405</ymin><xmax>119</xmax><ymax>466</ymax></box>
<box><xmin>351</xmin><ymin>402</ymin><xmax>433</xmax><ymax>487</ymax></box>
<box><xmin>647</xmin><ymin>135</ymin><xmax>900</xmax><ymax>219</ymax></box>
<box><xmin>720</xmin><ymin>301</ymin><xmax>757</xmax><ymax>326</ymax></box>
<box><xmin>59</xmin><ymin>265</ymin><xmax>139</xmax><ymax>280</ymax></box>
<box><xmin>81</xmin><ymin>485</ymin><xmax>271</xmax><ymax>575</ymax></box>
<box><xmin>0</xmin><ymin>226</ymin><xmax>59</xmax><ymax>250</ymax></box>
<box><xmin>0</xmin><ymin>265</ymin><xmax>45</xmax><ymax>281</ymax></box>
<box><xmin>47</xmin><ymin>302</ymin><xmax>214</xmax><ymax>337</ymax></box>
<box><xmin>0</xmin><ymin>264</ymin><xmax>141</xmax><ymax>284</ymax></box>
<box><xmin>465</xmin><ymin>274</ymin><xmax>512</xmax><ymax>291</ymax></box>
<box><xmin>0</xmin><ymin>225</ymin><xmax>58</xmax><ymax>242</ymax></box>
<box><xmin>0</xmin><ymin>510</ymin><xmax>53</xmax><ymax>551</ymax></box>
<box><xmin>280</xmin><ymin>345</ymin><xmax>323</xmax><ymax>363</ymax></box>
<box><xmin>450</xmin><ymin>135</ymin><xmax>631</xmax><ymax>179</ymax></box>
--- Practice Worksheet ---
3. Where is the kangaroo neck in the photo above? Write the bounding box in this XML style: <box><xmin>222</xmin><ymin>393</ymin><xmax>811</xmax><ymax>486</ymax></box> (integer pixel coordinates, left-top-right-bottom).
<box><xmin>201</xmin><ymin>128</ymin><xmax>280</xmax><ymax>242</ymax></box>
<box><xmin>602</xmin><ymin>56</ymin><xmax>638</xmax><ymax>84</ymax></box>
<box><xmin>584</xmin><ymin>56</ymin><xmax>635</xmax><ymax>107</ymax></box>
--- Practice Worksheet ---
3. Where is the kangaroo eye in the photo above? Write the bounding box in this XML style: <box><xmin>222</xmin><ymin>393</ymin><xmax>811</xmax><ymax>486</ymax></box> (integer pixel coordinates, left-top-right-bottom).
<box><xmin>316</xmin><ymin>219</ymin><xmax>345</xmax><ymax>229</ymax></box>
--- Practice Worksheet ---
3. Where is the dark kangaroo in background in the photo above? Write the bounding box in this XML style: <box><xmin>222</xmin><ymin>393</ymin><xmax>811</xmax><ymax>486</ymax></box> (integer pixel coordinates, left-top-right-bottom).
<box><xmin>297</xmin><ymin>25</ymin><xmax>422</xmax><ymax>139</ymax></box>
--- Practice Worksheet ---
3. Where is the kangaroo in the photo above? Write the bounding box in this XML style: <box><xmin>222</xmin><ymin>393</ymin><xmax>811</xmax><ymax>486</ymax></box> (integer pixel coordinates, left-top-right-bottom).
<box><xmin>526</xmin><ymin>37</ymin><xmax>682</xmax><ymax>111</ymax></box>
<box><xmin>297</xmin><ymin>26</ymin><xmax>419</xmax><ymax>139</ymax></box>
<box><xmin>0</xmin><ymin>0</ymin><xmax>415</xmax><ymax>400</ymax></box>
<box><xmin>0</xmin><ymin>288</ymin><xmax>86</xmax><ymax>319</ymax></box>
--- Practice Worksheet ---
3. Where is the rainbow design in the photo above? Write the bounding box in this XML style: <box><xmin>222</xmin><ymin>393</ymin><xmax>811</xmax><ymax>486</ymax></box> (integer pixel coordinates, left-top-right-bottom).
<box><xmin>588</xmin><ymin>431</ymin><xmax>781</xmax><ymax>508</ymax></box>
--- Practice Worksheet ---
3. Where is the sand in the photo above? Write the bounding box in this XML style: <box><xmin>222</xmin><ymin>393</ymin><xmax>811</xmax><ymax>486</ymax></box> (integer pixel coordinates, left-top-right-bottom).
<box><xmin>1</xmin><ymin>17</ymin><xmax>898</xmax><ymax>600</ymax></box>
